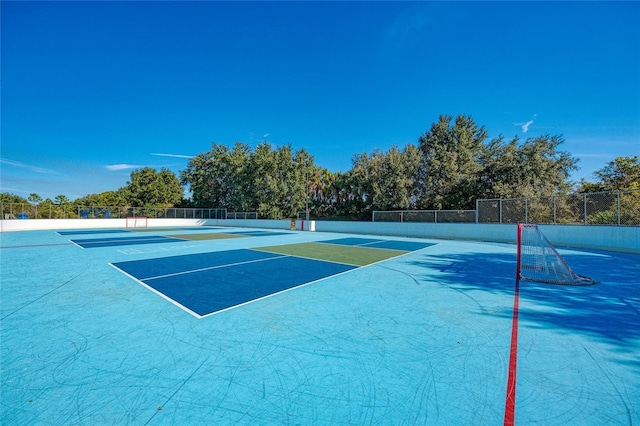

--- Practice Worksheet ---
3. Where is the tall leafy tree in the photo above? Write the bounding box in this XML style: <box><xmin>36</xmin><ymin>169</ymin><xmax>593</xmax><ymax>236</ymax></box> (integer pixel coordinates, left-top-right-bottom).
<box><xmin>125</xmin><ymin>167</ymin><xmax>182</xmax><ymax>207</ymax></box>
<box><xmin>418</xmin><ymin>115</ymin><xmax>488</xmax><ymax>209</ymax></box>
<box><xmin>478</xmin><ymin>135</ymin><xmax>577</xmax><ymax>199</ymax></box>
<box><xmin>28</xmin><ymin>193</ymin><xmax>43</xmax><ymax>205</ymax></box>
<box><xmin>580</xmin><ymin>156</ymin><xmax>640</xmax><ymax>191</ymax></box>
<box><xmin>249</xmin><ymin>143</ymin><xmax>311</xmax><ymax>219</ymax></box>
<box><xmin>517</xmin><ymin>135</ymin><xmax>577</xmax><ymax>196</ymax></box>
<box><xmin>348</xmin><ymin>145</ymin><xmax>422</xmax><ymax>213</ymax></box>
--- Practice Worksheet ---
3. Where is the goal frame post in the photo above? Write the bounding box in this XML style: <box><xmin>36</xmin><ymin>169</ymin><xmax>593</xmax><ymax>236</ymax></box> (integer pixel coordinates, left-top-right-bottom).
<box><xmin>516</xmin><ymin>223</ymin><xmax>597</xmax><ymax>285</ymax></box>
<box><xmin>125</xmin><ymin>216</ymin><xmax>148</xmax><ymax>229</ymax></box>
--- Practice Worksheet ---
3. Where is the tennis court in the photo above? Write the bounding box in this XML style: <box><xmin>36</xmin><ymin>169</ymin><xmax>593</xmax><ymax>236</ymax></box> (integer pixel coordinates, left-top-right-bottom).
<box><xmin>1</xmin><ymin>226</ymin><xmax>638</xmax><ymax>425</ymax></box>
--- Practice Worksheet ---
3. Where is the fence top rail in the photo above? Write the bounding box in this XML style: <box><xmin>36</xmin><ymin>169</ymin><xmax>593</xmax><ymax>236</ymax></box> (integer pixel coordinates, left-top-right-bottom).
<box><xmin>373</xmin><ymin>209</ymin><xmax>475</xmax><ymax>213</ymax></box>
<box><xmin>477</xmin><ymin>189</ymin><xmax>638</xmax><ymax>203</ymax></box>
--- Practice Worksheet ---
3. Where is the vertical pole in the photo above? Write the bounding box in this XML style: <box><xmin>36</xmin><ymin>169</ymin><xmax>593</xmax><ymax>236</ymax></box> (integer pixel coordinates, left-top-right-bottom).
<box><xmin>305</xmin><ymin>161</ymin><xmax>310</xmax><ymax>222</ymax></box>
<box><xmin>516</xmin><ymin>224</ymin><xmax>522</xmax><ymax>279</ymax></box>
<box><xmin>583</xmin><ymin>193</ymin><xmax>587</xmax><ymax>225</ymax></box>
<box><xmin>616</xmin><ymin>190</ymin><xmax>620</xmax><ymax>226</ymax></box>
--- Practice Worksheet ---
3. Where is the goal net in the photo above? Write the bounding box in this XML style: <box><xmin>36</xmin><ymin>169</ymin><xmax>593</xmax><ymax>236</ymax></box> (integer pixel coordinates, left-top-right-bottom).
<box><xmin>125</xmin><ymin>216</ymin><xmax>148</xmax><ymax>229</ymax></box>
<box><xmin>517</xmin><ymin>224</ymin><xmax>597</xmax><ymax>285</ymax></box>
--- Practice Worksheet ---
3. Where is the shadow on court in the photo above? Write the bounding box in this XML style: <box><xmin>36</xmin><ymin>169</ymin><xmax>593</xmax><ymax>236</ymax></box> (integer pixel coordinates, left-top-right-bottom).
<box><xmin>407</xmin><ymin>249</ymin><xmax>640</xmax><ymax>346</ymax></box>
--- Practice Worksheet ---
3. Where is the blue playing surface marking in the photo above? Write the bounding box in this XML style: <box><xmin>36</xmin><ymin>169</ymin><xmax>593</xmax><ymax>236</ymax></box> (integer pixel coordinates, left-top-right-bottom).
<box><xmin>58</xmin><ymin>230</ymin><xmax>131</xmax><ymax>235</ymax></box>
<box><xmin>112</xmin><ymin>249</ymin><xmax>282</xmax><ymax>280</ymax></box>
<box><xmin>228</xmin><ymin>230</ymin><xmax>293</xmax><ymax>237</ymax></box>
<box><xmin>320</xmin><ymin>237</ymin><xmax>434</xmax><ymax>252</ymax></box>
<box><xmin>111</xmin><ymin>249</ymin><xmax>356</xmax><ymax>317</ymax></box>
<box><xmin>72</xmin><ymin>235</ymin><xmax>181</xmax><ymax>248</ymax></box>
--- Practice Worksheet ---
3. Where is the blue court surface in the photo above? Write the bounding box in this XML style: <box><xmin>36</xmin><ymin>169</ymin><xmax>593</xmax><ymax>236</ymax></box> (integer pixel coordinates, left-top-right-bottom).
<box><xmin>322</xmin><ymin>236</ymin><xmax>435</xmax><ymax>251</ymax></box>
<box><xmin>111</xmin><ymin>249</ymin><xmax>356</xmax><ymax>317</ymax></box>
<box><xmin>71</xmin><ymin>235</ymin><xmax>183</xmax><ymax>248</ymax></box>
<box><xmin>1</xmin><ymin>226</ymin><xmax>638</xmax><ymax>425</ymax></box>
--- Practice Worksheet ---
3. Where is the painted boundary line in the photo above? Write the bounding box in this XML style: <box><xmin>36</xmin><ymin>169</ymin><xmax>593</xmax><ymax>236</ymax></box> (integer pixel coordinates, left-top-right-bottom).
<box><xmin>141</xmin><ymin>254</ymin><xmax>290</xmax><ymax>281</ymax></box>
<box><xmin>504</xmin><ymin>277</ymin><xmax>520</xmax><ymax>426</ymax></box>
<box><xmin>70</xmin><ymin>235</ymin><xmax>181</xmax><ymax>248</ymax></box>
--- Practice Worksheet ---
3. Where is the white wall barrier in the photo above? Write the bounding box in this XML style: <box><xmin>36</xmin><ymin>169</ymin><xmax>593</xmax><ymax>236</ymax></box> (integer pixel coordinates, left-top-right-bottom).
<box><xmin>1</xmin><ymin>218</ymin><xmax>637</xmax><ymax>254</ymax></box>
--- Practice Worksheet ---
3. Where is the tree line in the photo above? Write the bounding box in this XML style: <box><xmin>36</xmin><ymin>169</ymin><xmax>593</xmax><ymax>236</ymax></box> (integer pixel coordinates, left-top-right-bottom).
<box><xmin>2</xmin><ymin>115</ymin><xmax>638</xmax><ymax>220</ymax></box>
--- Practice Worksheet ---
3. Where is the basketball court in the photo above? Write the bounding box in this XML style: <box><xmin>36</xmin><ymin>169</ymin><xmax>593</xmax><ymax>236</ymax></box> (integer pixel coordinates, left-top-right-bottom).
<box><xmin>1</xmin><ymin>226</ymin><xmax>638</xmax><ymax>425</ymax></box>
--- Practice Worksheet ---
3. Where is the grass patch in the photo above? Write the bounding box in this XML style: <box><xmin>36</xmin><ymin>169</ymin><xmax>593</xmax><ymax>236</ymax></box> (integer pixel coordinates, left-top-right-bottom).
<box><xmin>253</xmin><ymin>242</ymin><xmax>407</xmax><ymax>266</ymax></box>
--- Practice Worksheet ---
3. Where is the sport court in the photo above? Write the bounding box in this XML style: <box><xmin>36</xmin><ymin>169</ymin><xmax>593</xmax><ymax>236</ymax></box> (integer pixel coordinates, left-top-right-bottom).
<box><xmin>1</xmin><ymin>226</ymin><xmax>638</xmax><ymax>425</ymax></box>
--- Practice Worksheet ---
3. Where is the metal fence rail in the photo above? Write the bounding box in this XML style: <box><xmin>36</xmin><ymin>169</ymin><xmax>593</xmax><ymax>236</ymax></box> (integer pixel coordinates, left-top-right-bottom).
<box><xmin>372</xmin><ymin>190</ymin><xmax>639</xmax><ymax>226</ymax></box>
<box><xmin>372</xmin><ymin>210</ymin><xmax>476</xmax><ymax>223</ymax></box>
<box><xmin>226</xmin><ymin>211</ymin><xmax>258</xmax><ymax>219</ymax></box>
<box><xmin>4</xmin><ymin>189</ymin><xmax>638</xmax><ymax>226</ymax></box>
<box><xmin>476</xmin><ymin>190</ymin><xmax>639</xmax><ymax>226</ymax></box>
<box><xmin>1</xmin><ymin>204</ymin><xmax>227</xmax><ymax>220</ymax></box>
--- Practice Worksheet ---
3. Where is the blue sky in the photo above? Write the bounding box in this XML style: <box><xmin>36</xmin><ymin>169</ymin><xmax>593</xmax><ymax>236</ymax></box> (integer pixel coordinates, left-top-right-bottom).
<box><xmin>2</xmin><ymin>1</ymin><xmax>639</xmax><ymax>201</ymax></box>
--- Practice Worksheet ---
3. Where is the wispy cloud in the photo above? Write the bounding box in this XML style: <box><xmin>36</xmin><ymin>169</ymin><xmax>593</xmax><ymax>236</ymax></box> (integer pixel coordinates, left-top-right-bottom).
<box><xmin>514</xmin><ymin>114</ymin><xmax>537</xmax><ymax>133</ymax></box>
<box><xmin>151</xmin><ymin>153</ymin><xmax>194</xmax><ymax>159</ymax></box>
<box><xmin>0</xmin><ymin>158</ymin><xmax>60</xmax><ymax>174</ymax></box>
<box><xmin>104</xmin><ymin>164</ymin><xmax>142</xmax><ymax>171</ymax></box>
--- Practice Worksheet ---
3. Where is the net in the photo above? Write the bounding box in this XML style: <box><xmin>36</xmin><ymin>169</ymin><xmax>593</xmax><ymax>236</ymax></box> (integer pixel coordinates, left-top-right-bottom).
<box><xmin>517</xmin><ymin>224</ymin><xmax>597</xmax><ymax>285</ymax></box>
<box><xmin>126</xmin><ymin>216</ymin><xmax>148</xmax><ymax>229</ymax></box>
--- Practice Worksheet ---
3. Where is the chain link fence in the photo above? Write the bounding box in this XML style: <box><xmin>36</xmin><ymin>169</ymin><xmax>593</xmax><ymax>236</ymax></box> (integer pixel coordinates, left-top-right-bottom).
<box><xmin>476</xmin><ymin>190</ymin><xmax>639</xmax><ymax>225</ymax></box>
<box><xmin>4</xmin><ymin>190</ymin><xmax>638</xmax><ymax>226</ymax></box>
<box><xmin>372</xmin><ymin>210</ymin><xmax>476</xmax><ymax>223</ymax></box>
<box><xmin>226</xmin><ymin>211</ymin><xmax>258</xmax><ymax>219</ymax></box>
<box><xmin>371</xmin><ymin>190</ymin><xmax>638</xmax><ymax>226</ymax></box>
<box><xmin>1</xmin><ymin>204</ymin><xmax>227</xmax><ymax>220</ymax></box>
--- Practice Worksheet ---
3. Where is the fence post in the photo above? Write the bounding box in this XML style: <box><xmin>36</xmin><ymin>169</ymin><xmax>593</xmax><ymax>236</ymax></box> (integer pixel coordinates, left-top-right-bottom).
<box><xmin>499</xmin><ymin>199</ymin><xmax>503</xmax><ymax>224</ymax></box>
<box><xmin>583</xmin><ymin>193</ymin><xmax>587</xmax><ymax>225</ymax></box>
<box><xmin>616</xmin><ymin>191</ymin><xmax>621</xmax><ymax>226</ymax></box>
<box><xmin>553</xmin><ymin>196</ymin><xmax>557</xmax><ymax>224</ymax></box>
<box><xmin>475</xmin><ymin>200</ymin><xmax>479</xmax><ymax>223</ymax></box>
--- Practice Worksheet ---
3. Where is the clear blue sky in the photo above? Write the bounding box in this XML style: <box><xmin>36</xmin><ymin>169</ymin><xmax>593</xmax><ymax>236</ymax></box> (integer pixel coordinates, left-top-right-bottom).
<box><xmin>2</xmin><ymin>1</ymin><xmax>639</xmax><ymax>201</ymax></box>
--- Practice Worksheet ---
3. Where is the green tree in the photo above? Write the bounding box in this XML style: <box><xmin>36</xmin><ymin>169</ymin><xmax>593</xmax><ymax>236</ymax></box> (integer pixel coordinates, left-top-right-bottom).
<box><xmin>580</xmin><ymin>156</ymin><xmax>640</xmax><ymax>192</ymax></box>
<box><xmin>125</xmin><ymin>167</ymin><xmax>183</xmax><ymax>207</ymax></box>
<box><xmin>250</xmin><ymin>142</ymin><xmax>310</xmax><ymax>219</ymax></box>
<box><xmin>348</xmin><ymin>144</ymin><xmax>422</xmax><ymax>214</ymax></box>
<box><xmin>517</xmin><ymin>135</ymin><xmax>577</xmax><ymax>196</ymax></box>
<box><xmin>417</xmin><ymin>115</ymin><xmax>488</xmax><ymax>209</ymax></box>
<box><xmin>180</xmin><ymin>150</ymin><xmax>216</xmax><ymax>207</ymax></box>
<box><xmin>28</xmin><ymin>193</ymin><xmax>43</xmax><ymax>205</ymax></box>
<box><xmin>180</xmin><ymin>142</ymin><xmax>312</xmax><ymax>218</ymax></box>
<box><xmin>479</xmin><ymin>135</ymin><xmax>578</xmax><ymax>199</ymax></box>
<box><xmin>1</xmin><ymin>193</ymin><xmax>28</xmax><ymax>204</ymax></box>
<box><xmin>54</xmin><ymin>195</ymin><xmax>71</xmax><ymax>205</ymax></box>
<box><xmin>579</xmin><ymin>156</ymin><xmax>640</xmax><ymax>225</ymax></box>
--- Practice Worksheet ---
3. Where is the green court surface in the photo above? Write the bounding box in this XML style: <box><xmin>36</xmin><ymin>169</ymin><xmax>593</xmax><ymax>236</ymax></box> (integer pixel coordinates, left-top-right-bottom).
<box><xmin>254</xmin><ymin>241</ymin><xmax>408</xmax><ymax>266</ymax></box>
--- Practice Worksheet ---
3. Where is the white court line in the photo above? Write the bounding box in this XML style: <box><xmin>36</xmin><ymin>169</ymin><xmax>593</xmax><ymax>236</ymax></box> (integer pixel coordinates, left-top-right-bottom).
<box><xmin>75</xmin><ymin>236</ymin><xmax>180</xmax><ymax>246</ymax></box>
<box><xmin>140</xmin><ymin>254</ymin><xmax>290</xmax><ymax>281</ymax></box>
